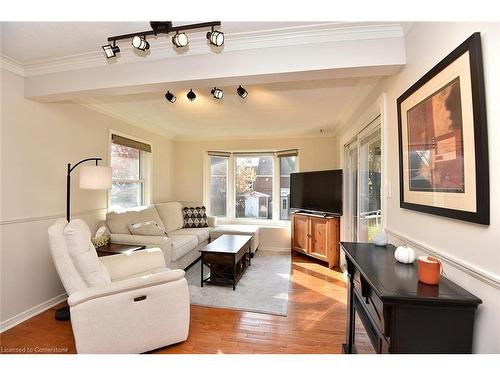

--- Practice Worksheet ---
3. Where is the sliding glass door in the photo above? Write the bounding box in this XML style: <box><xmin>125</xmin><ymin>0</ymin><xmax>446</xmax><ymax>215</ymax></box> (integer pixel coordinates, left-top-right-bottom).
<box><xmin>344</xmin><ymin>116</ymin><xmax>382</xmax><ymax>242</ymax></box>
<box><xmin>358</xmin><ymin>124</ymin><xmax>382</xmax><ymax>242</ymax></box>
<box><xmin>345</xmin><ymin>141</ymin><xmax>358</xmax><ymax>242</ymax></box>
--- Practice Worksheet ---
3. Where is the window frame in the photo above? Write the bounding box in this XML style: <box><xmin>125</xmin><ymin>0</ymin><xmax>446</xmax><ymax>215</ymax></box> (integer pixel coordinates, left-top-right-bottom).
<box><xmin>108</xmin><ymin>130</ymin><xmax>152</xmax><ymax>211</ymax></box>
<box><xmin>205</xmin><ymin>151</ymin><xmax>299</xmax><ymax>224</ymax></box>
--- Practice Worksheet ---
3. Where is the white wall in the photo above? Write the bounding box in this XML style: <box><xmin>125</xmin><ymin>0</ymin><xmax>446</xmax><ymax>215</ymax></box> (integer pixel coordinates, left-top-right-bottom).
<box><xmin>173</xmin><ymin>136</ymin><xmax>338</xmax><ymax>203</ymax></box>
<box><xmin>0</xmin><ymin>68</ymin><xmax>174</xmax><ymax>329</ymax></box>
<box><xmin>172</xmin><ymin>136</ymin><xmax>337</xmax><ymax>251</ymax></box>
<box><xmin>336</xmin><ymin>22</ymin><xmax>500</xmax><ymax>353</ymax></box>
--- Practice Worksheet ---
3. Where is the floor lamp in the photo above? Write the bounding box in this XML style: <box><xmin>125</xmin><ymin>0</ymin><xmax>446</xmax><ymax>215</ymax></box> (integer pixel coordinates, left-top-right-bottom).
<box><xmin>55</xmin><ymin>157</ymin><xmax>112</xmax><ymax>321</ymax></box>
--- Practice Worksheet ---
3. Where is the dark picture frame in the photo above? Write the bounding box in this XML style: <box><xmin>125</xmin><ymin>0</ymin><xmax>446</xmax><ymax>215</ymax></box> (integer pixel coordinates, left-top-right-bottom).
<box><xmin>397</xmin><ymin>32</ymin><xmax>489</xmax><ymax>225</ymax></box>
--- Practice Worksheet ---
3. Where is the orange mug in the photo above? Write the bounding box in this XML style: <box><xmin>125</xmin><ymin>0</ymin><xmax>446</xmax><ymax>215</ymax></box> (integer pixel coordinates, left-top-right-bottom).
<box><xmin>417</xmin><ymin>256</ymin><xmax>442</xmax><ymax>285</ymax></box>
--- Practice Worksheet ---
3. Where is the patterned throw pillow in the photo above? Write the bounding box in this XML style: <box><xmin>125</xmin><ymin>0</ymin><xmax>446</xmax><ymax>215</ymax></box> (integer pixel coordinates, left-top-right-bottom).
<box><xmin>182</xmin><ymin>206</ymin><xmax>209</xmax><ymax>228</ymax></box>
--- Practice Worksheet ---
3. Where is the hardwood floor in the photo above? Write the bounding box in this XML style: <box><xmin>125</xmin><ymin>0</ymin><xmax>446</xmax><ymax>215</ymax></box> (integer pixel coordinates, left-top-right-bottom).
<box><xmin>0</xmin><ymin>252</ymin><xmax>348</xmax><ymax>354</ymax></box>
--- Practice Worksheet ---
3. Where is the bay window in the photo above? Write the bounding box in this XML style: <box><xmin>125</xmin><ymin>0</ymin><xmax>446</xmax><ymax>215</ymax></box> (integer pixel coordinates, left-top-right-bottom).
<box><xmin>206</xmin><ymin>149</ymin><xmax>298</xmax><ymax>221</ymax></box>
<box><xmin>235</xmin><ymin>154</ymin><xmax>274</xmax><ymax>219</ymax></box>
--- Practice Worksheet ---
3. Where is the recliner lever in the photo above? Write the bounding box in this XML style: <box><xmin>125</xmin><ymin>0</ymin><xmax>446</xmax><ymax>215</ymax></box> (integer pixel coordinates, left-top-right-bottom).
<box><xmin>134</xmin><ymin>295</ymin><xmax>147</xmax><ymax>302</ymax></box>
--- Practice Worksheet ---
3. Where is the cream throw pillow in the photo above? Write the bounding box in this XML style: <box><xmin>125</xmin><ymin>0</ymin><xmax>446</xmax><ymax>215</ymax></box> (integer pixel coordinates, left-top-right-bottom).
<box><xmin>128</xmin><ymin>221</ymin><xmax>168</xmax><ymax>237</ymax></box>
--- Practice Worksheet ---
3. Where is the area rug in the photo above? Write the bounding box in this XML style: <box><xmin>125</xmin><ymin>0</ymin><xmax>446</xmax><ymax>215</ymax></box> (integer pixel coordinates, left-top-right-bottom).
<box><xmin>185</xmin><ymin>250</ymin><xmax>291</xmax><ymax>316</ymax></box>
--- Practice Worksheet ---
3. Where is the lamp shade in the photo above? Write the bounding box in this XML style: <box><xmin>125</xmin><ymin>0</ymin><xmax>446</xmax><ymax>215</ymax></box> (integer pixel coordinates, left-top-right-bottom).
<box><xmin>79</xmin><ymin>165</ymin><xmax>112</xmax><ymax>190</ymax></box>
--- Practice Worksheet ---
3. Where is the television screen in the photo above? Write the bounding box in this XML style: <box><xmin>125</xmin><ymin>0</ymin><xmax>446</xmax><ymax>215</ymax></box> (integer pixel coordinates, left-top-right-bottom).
<box><xmin>290</xmin><ymin>170</ymin><xmax>343</xmax><ymax>215</ymax></box>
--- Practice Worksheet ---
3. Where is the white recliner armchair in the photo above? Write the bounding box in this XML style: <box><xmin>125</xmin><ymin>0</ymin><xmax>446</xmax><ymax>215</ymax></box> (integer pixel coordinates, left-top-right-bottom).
<box><xmin>47</xmin><ymin>218</ymin><xmax>190</xmax><ymax>354</ymax></box>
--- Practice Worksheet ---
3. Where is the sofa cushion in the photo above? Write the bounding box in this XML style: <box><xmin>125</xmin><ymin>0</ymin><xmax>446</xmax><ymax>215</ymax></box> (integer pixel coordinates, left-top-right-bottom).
<box><xmin>172</xmin><ymin>227</ymin><xmax>211</xmax><ymax>243</ymax></box>
<box><xmin>128</xmin><ymin>221</ymin><xmax>168</xmax><ymax>236</ymax></box>
<box><xmin>155</xmin><ymin>202</ymin><xmax>184</xmax><ymax>233</ymax></box>
<box><xmin>106</xmin><ymin>206</ymin><xmax>164</xmax><ymax>234</ymax></box>
<box><xmin>169</xmin><ymin>234</ymin><xmax>198</xmax><ymax>262</ymax></box>
<box><xmin>64</xmin><ymin>219</ymin><xmax>111</xmax><ymax>288</ymax></box>
<box><xmin>182</xmin><ymin>206</ymin><xmax>208</xmax><ymax>228</ymax></box>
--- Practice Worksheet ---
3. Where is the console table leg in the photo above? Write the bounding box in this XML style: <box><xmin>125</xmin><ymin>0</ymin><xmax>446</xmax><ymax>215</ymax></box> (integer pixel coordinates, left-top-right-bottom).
<box><xmin>344</xmin><ymin>261</ymin><xmax>355</xmax><ymax>353</ymax></box>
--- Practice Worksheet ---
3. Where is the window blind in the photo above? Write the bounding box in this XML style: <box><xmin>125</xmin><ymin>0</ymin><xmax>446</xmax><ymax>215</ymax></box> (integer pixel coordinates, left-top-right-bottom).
<box><xmin>207</xmin><ymin>151</ymin><xmax>232</xmax><ymax>157</ymax></box>
<box><xmin>112</xmin><ymin>134</ymin><xmax>152</xmax><ymax>153</ymax></box>
<box><xmin>276</xmin><ymin>149</ymin><xmax>299</xmax><ymax>158</ymax></box>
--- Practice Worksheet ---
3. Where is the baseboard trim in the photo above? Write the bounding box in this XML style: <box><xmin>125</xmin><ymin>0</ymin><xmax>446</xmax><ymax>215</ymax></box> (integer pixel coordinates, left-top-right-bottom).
<box><xmin>385</xmin><ymin>227</ymin><xmax>500</xmax><ymax>290</ymax></box>
<box><xmin>0</xmin><ymin>293</ymin><xmax>68</xmax><ymax>333</ymax></box>
<box><xmin>259</xmin><ymin>246</ymin><xmax>291</xmax><ymax>253</ymax></box>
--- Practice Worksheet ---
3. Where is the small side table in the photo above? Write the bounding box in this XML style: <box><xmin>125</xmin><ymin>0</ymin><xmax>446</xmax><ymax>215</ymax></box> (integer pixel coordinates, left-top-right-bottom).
<box><xmin>96</xmin><ymin>243</ymin><xmax>146</xmax><ymax>257</ymax></box>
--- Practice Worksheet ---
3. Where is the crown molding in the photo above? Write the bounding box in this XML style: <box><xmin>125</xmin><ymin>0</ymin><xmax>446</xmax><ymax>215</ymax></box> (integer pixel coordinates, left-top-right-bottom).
<box><xmin>11</xmin><ymin>23</ymin><xmax>404</xmax><ymax>77</ymax></box>
<box><xmin>1</xmin><ymin>54</ymin><xmax>25</xmax><ymax>76</ymax></box>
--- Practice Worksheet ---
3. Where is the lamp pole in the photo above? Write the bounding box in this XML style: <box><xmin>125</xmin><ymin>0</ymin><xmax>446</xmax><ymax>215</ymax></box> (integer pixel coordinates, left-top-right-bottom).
<box><xmin>66</xmin><ymin>158</ymin><xmax>102</xmax><ymax>222</ymax></box>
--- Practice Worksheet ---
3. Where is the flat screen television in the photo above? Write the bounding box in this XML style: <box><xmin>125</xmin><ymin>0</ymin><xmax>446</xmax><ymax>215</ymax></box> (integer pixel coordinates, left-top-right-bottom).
<box><xmin>290</xmin><ymin>169</ymin><xmax>343</xmax><ymax>215</ymax></box>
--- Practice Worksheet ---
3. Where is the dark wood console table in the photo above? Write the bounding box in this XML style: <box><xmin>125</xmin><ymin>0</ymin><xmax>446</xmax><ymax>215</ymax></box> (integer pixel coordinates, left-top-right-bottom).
<box><xmin>341</xmin><ymin>242</ymin><xmax>482</xmax><ymax>354</ymax></box>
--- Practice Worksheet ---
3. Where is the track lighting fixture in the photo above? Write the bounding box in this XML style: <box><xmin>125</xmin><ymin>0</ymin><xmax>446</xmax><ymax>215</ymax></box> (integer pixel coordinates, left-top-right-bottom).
<box><xmin>206</xmin><ymin>28</ymin><xmax>224</xmax><ymax>47</ymax></box>
<box><xmin>103</xmin><ymin>21</ymin><xmax>222</xmax><ymax>60</ymax></box>
<box><xmin>211</xmin><ymin>87</ymin><xmax>224</xmax><ymax>100</ymax></box>
<box><xmin>187</xmin><ymin>89</ymin><xmax>196</xmax><ymax>102</ymax></box>
<box><xmin>165</xmin><ymin>91</ymin><xmax>177</xmax><ymax>103</ymax></box>
<box><xmin>237</xmin><ymin>85</ymin><xmax>248</xmax><ymax>99</ymax></box>
<box><xmin>102</xmin><ymin>42</ymin><xmax>120</xmax><ymax>59</ymax></box>
<box><xmin>172</xmin><ymin>32</ymin><xmax>189</xmax><ymax>48</ymax></box>
<box><xmin>132</xmin><ymin>36</ymin><xmax>150</xmax><ymax>51</ymax></box>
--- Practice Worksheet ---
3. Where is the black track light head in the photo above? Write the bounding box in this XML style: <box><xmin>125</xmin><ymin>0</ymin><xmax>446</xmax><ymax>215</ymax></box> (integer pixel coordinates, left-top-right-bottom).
<box><xmin>187</xmin><ymin>89</ymin><xmax>196</xmax><ymax>102</ymax></box>
<box><xmin>102</xmin><ymin>43</ymin><xmax>120</xmax><ymax>58</ymax></box>
<box><xmin>206</xmin><ymin>29</ymin><xmax>224</xmax><ymax>47</ymax></box>
<box><xmin>237</xmin><ymin>85</ymin><xmax>248</xmax><ymax>99</ymax></box>
<box><xmin>211</xmin><ymin>87</ymin><xmax>224</xmax><ymax>100</ymax></box>
<box><xmin>132</xmin><ymin>36</ymin><xmax>150</xmax><ymax>51</ymax></box>
<box><xmin>165</xmin><ymin>91</ymin><xmax>177</xmax><ymax>103</ymax></box>
<box><xmin>172</xmin><ymin>32</ymin><xmax>189</xmax><ymax>48</ymax></box>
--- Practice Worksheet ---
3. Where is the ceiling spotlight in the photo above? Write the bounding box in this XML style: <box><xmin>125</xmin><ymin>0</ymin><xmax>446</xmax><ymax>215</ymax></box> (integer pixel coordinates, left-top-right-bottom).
<box><xmin>206</xmin><ymin>28</ymin><xmax>224</xmax><ymax>47</ymax></box>
<box><xmin>187</xmin><ymin>89</ymin><xmax>196</xmax><ymax>102</ymax></box>
<box><xmin>237</xmin><ymin>85</ymin><xmax>248</xmax><ymax>99</ymax></box>
<box><xmin>132</xmin><ymin>36</ymin><xmax>150</xmax><ymax>51</ymax></box>
<box><xmin>102</xmin><ymin>42</ymin><xmax>120</xmax><ymax>59</ymax></box>
<box><xmin>211</xmin><ymin>87</ymin><xmax>224</xmax><ymax>100</ymax></box>
<box><xmin>172</xmin><ymin>32</ymin><xmax>189</xmax><ymax>48</ymax></box>
<box><xmin>165</xmin><ymin>91</ymin><xmax>177</xmax><ymax>103</ymax></box>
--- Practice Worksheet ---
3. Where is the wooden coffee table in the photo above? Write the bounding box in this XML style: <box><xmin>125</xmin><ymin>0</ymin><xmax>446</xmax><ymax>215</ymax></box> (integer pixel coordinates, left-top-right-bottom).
<box><xmin>199</xmin><ymin>234</ymin><xmax>252</xmax><ymax>290</ymax></box>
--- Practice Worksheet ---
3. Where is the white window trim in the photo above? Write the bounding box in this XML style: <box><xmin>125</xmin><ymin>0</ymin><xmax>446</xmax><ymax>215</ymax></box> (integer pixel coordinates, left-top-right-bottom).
<box><xmin>204</xmin><ymin>151</ymin><xmax>298</xmax><ymax>226</ymax></box>
<box><xmin>108</xmin><ymin>129</ymin><xmax>153</xmax><ymax>211</ymax></box>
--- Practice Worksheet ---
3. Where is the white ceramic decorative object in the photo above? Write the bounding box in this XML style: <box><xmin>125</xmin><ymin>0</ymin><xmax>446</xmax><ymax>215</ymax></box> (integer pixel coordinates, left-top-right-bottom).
<box><xmin>394</xmin><ymin>245</ymin><xmax>416</xmax><ymax>264</ymax></box>
<box><xmin>95</xmin><ymin>226</ymin><xmax>106</xmax><ymax>238</ymax></box>
<box><xmin>373</xmin><ymin>230</ymin><xmax>388</xmax><ymax>246</ymax></box>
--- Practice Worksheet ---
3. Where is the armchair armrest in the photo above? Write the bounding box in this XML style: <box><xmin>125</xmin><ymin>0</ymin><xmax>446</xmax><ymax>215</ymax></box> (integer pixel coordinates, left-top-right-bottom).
<box><xmin>100</xmin><ymin>248</ymin><xmax>166</xmax><ymax>281</ymax></box>
<box><xmin>207</xmin><ymin>216</ymin><xmax>217</xmax><ymax>227</ymax></box>
<box><xmin>68</xmin><ymin>269</ymin><xmax>186</xmax><ymax>307</ymax></box>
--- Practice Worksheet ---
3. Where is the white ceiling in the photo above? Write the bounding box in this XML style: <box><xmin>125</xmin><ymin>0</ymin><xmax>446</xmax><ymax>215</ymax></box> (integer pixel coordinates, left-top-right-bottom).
<box><xmin>1</xmin><ymin>21</ymin><xmax>406</xmax><ymax>140</ymax></box>
<box><xmin>0</xmin><ymin>21</ymin><xmax>323</xmax><ymax>63</ymax></box>
<box><xmin>80</xmin><ymin>77</ymin><xmax>381</xmax><ymax>140</ymax></box>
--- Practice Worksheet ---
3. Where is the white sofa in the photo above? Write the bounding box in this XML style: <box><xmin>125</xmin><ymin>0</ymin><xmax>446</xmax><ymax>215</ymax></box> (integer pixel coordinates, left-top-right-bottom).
<box><xmin>48</xmin><ymin>219</ymin><xmax>190</xmax><ymax>353</ymax></box>
<box><xmin>103</xmin><ymin>202</ymin><xmax>217</xmax><ymax>270</ymax></box>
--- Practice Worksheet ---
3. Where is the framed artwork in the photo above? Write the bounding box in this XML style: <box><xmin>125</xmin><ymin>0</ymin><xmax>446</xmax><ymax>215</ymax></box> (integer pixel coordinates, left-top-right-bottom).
<box><xmin>397</xmin><ymin>32</ymin><xmax>489</xmax><ymax>225</ymax></box>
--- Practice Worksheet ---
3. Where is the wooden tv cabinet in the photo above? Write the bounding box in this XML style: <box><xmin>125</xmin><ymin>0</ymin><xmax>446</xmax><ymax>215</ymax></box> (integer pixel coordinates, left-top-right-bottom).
<box><xmin>291</xmin><ymin>211</ymin><xmax>340</xmax><ymax>268</ymax></box>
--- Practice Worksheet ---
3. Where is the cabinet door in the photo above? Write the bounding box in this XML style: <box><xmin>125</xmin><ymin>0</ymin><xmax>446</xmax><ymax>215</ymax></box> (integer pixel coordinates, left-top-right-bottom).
<box><xmin>292</xmin><ymin>215</ymin><xmax>309</xmax><ymax>253</ymax></box>
<box><xmin>309</xmin><ymin>217</ymin><xmax>328</xmax><ymax>261</ymax></box>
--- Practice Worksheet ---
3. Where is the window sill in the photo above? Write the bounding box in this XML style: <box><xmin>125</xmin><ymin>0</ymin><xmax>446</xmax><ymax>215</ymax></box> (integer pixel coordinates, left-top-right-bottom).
<box><xmin>216</xmin><ymin>218</ymin><xmax>291</xmax><ymax>228</ymax></box>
